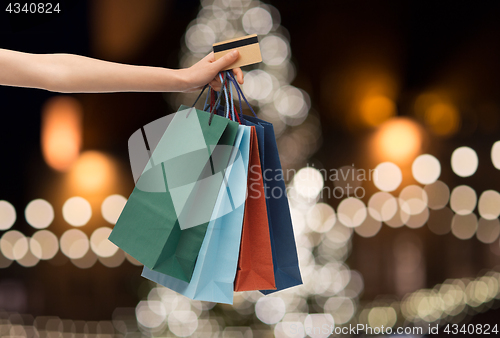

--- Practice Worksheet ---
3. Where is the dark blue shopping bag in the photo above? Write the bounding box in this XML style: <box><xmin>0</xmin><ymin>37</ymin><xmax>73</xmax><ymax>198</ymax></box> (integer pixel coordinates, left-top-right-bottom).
<box><xmin>227</xmin><ymin>72</ymin><xmax>302</xmax><ymax>294</ymax></box>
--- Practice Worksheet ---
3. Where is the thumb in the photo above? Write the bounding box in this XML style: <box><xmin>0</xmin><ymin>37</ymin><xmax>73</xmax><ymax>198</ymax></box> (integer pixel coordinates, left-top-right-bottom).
<box><xmin>213</xmin><ymin>50</ymin><xmax>239</xmax><ymax>71</ymax></box>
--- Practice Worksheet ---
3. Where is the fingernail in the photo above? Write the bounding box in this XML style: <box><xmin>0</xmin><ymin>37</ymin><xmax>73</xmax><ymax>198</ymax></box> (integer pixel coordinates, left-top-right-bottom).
<box><xmin>231</xmin><ymin>50</ymin><xmax>238</xmax><ymax>57</ymax></box>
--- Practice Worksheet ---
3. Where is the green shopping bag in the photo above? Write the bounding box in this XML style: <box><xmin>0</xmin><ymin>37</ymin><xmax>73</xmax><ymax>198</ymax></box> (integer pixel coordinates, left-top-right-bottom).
<box><xmin>109</xmin><ymin>106</ymin><xmax>239</xmax><ymax>282</ymax></box>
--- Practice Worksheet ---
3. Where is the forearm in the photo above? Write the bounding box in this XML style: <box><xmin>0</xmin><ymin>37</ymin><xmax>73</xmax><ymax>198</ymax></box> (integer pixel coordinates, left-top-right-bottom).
<box><xmin>0</xmin><ymin>49</ymin><xmax>189</xmax><ymax>93</ymax></box>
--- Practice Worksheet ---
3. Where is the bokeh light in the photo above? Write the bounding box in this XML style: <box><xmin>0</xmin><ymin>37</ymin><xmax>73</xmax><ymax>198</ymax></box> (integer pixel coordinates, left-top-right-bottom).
<box><xmin>90</xmin><ymin>227</ymin><xmax>118</xmax><ymax>258</ymax></box>
<box><xmin>30</xmin><ymin>230</ymin><xmax>59</xmax><ymax>260</ymax></box>
<box><xmin>25</xmin><ymin>199</ymin><xmax>54</xmax><ymax>229</ymax></box>
<box><xmin>476</xmin><ymin>218</ymin><xmax>500</xmax><ymax>244</ymax></box>
<box><xmin>399</xmin><ymin>185</ymin><xmax>428</xmax><ymax>215</ymax></box>
<box><xmin>60</xmin><ymin>229</ymin><xmax>90</xmax><ymax>259</ymax></box>
<box><xmin>405</xmin><ymin>207</ymin><xmax>429</xmax><ymax>229</ymax></box>
<box><xmin>185</xmin><ymin>24</ymin><xmax>215</xmax><ymax>53</ymax></box>
<box><xmin>101</xmin><ymin>195</ymin><xmax>127</xmax><ymax>224</ymax></box>
<box><xmin>99</xmin><ymin>249</ymin><xmax>126</xmax><ymax>268</ymax></box>
<box><xmin>0</xmin><ymin>200</ymin><xmax>16</xmax><ymax>230</ymax></box>
<box><xmin>373</xmin><ymin>162</ymin><xmax>402</xmax><ymax>192</ymax></box>
<box><xmin>1</xmin><ymin>230</ymin><xmax>27</xmax><ymax>260</ymax></box>
<box><xmin>368</xmin><ymin>307</ymin><xmax>397</xmax><ymax>329</ymax></box>
<box><xmin>69</xmin><ymin>151</ymin><xmax>115</xmax><ymax>193</ymax></box>
<box><xmin>354</xmin><ymin>214</ymin><xmax>382</xmax><ymax>237</ymax></box>
<box><xmin>478</xmin><ymin>190</ymin><xmax>500</xmax><ymax>220</ymax></box>
<box><xmin>17</xmin><ymin>247</ymin><xmax>39</xmax><ymax>267</ymax></box>
<box><xmin>372</xmin><ymin>117</ymin><xmax>422</xmax><ymax>164</ymax></box>
<box><xmin>427</xmin><ymin>207</ymin><xmax>453</xmax><ymax>235</ymax></box>
<box><xmin>136</xmin><ymin>300</ymin><xmax>167</xmax><ymax>330</ymax></box>
<box><xmin>450</xmin><ymin>185</ymin><xmax>477</xmax><ymax>215</ymax></box>
<box><xmin>293</xmin><ymin>167</ymin><xmax>324</xmax><ymax>199</ymax></box>
<box><xmin>368</xmin><ymin>191</ymin><xmax>398</xmax><ymax>222</ymax></box>
<box><xmin>255</xmin><ymin>297</ymin><xmax>286</xmax><ymax>324</ymax></box>
<box><xmin>491</xmin><ymin>141</ymin><xmax>500</xmax><ymax>170</ymax></box>
<box><xmin>337</xmin><ymin>198</ymin><xmax>367</xmax><ymax>228</ymax></box>
<box><xmin>167</xmin><ymin>311</ymin><xmax>198</xmax><ymax>337</ymax></box>
<box><xmin>274</xmin><ymin>86</ymin><xmax>310</xmax><ymax>122</ymax></box>
<box><xmin>41</xmin><ymin>96</ymin><xmax>82</xmax><ymax>172</ymax></box>
<box><xmin>451</xmin><ymin>147</ymin><xmax>478</xmax><ymax>177</ymax></box>
<box><xmin>62</xmin><ymin>197</ymin><xmax>92</xmax><ymax>226</ymax></box>
<box><xmin>71</xmin><ymin>249</ymin><xmax>98</xmax><ymax>269</ymax></box>
<box><xmin>424</xmin><ymin>181</ymin><xmax>450</xmax><ymax>210</ymax></box>
<box><xmin>242</xmin><ymin>69</ymin><xmax>275</xmax><ymax>101</ymax></box>
<box><xmin>260</xmin><ymin>35</ymin><xmax>289</xmax><ymax>66</ymax></box>
<box><xmin>424</xmin><ymin>102</ymin><xmax>460</xmax><ymax>137</ymax></box>
<box><xmin>306</xmin><ymin>203</ymin><xmax>336</xmax><ymax>233</ymax></box>
<box><xmin>359</xmin><ymin>95</ymin><xmax>396</xmax><ymax>127</ymax></box>
<box><xmin>242</xmin><ymin>7</ymin><xmax>273</xmax><ymax>35</ymax></box>
<box><xmin>412</xmin><ymin>154</ymin><xmax>441</xmax><ymax>184</ymax></box>
<box><xmin>451</xmin><ymin>213</ymin><xmax>478</xmax><ymax>240</ymax></box>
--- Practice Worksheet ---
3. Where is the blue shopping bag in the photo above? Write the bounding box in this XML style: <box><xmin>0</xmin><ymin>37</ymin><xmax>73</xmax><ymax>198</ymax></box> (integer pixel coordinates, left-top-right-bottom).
<box><xmin>227</xmin><ymin>72</ymin><xmax>303</xmax><ymax>294</ymax></box>
<box><xmin>142</xmin><ymin>124</ymin><xmax>251</xmax><ymax>304</ymax></box>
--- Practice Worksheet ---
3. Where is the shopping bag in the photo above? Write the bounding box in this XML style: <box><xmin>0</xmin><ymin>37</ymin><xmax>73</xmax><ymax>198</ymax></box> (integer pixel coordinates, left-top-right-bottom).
<box><xmin>142</xmin><ymin>124</ymin><xmax>251</xmax><ymax>304</ymax></box>
<box><xmin>226</xmin><ymin>71</ymin><xmax>302</xmax><ymax>293</ymax></box>
<box><xmin>109</xmin><ymin>106</ymin><xmax>239</xmax><ymax>282</ymax></box>
<box><xmin>234</xmin><ymin>126</ymin><xmax>276</xmax><ymax>291</ymax></box>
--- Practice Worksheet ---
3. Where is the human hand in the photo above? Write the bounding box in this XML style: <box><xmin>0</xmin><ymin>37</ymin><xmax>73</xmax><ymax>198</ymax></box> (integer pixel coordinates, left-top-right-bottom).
<box><xmin>180</xmin><ymin>51</ymin><xmax>244</xmax><ymax>93</ymax></box>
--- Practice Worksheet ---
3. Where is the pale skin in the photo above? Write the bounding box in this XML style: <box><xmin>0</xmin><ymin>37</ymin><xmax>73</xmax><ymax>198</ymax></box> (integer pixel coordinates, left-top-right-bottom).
<box><xmin>0</xmin><ymin>48</ymin><xmax>243</xmax><ymax>93</ymax></box>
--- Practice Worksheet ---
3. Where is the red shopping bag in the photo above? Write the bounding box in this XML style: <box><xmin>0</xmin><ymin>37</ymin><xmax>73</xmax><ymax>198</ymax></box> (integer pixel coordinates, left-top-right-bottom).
<box><xmin>234</xmin><ymin>127</ymin><xmax>276</xmax><ymax>291</ymax></box>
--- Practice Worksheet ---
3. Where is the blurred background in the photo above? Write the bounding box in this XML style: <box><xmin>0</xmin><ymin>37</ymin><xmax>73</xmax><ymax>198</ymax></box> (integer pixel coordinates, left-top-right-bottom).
<box><xmin>1</xmin><ymin>0</ymin><xmax>500</xmax><ymax>337</ymax></box>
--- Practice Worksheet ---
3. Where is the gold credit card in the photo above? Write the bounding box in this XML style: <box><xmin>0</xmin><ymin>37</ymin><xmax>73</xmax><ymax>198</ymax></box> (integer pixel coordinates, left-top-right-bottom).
<box><xmin>213</xmin><ymin>34</ymin><xmax>262</xmax><ymax>70</ymax></box>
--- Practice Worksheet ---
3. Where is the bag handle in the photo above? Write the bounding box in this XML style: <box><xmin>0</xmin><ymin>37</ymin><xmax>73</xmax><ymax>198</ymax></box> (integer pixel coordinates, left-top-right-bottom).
<box><xmin>189</xmin><ymin>72</ymin><xmax>228</xmax><ymax>125</ymax></box>
<box><xmin>227</xmin><ymin>71</ymin><xmax>257</xmax><ymax>118</ymax></box>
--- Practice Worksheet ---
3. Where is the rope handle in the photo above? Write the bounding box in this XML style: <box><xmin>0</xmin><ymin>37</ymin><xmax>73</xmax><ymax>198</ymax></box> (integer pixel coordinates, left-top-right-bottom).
<box><xmin>227</xmin><ymin>71</ymin><xmax>257</xmax><ymax>118</ymax></box>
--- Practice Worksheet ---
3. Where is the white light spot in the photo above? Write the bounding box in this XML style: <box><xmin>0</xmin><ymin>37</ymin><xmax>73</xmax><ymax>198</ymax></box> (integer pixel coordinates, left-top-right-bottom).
<box><xmin>101</xmin><ymin>195</ymin><xmax>127</xmax><ymax>224</ymax></box>
<box><xmin>63</xmin><ymin>197</ymin><xmax>92</xmax><ymax>226</ymax></box>
<box><xmin>337</xmin><ymin>198</ymin><xmax>367</xmax><ymax>228</ymax></box>
<box><xmin>304</xmin><ymin>314</ymin><xmax>334</xmax><ymax>338</ymax></box>
<box><xmin>0</xmin><ymin>230</ymin><xmax>27</xmax><ymax>260</ymax></box>
<box><xmin>90</xmin><ymin>227</ymin><xmax>118</xmax><ymax>258</ymax></box>
<box><xmin>30</xmin><ymin>230</ymin><xmax>59</xmax><ymax>260</ymax></box>
<box><xmin>242</xmin><ymin>7</ymin><xmax>273</xmax><ymax>35</ymax></box>
<box><xmin>136</xmin><ymin>301</ymin><xmax>167</xmax><ymax>329</ymax></box>
<box><xmin>167</xmin><ymin>310</ymin><xmax>198</xmax><ymax>337</ymax></box>
<box><xmin>25</xmin><ymin>199</ymin><xmax>54</xmax><ymax>229</ymax></box>
<box><xmin>368</xmin><ymin>192</ymin><xmax>398</xmax><ymax>222</ymax></box>
<box><xmin>293</xmin><ymin>167</ymin><xmax>324</xmax><ymax>199</ymax></box>
<box><xmin>261</xmin><ymin>35</ymin><xmax>289</xmax><ymax>66</ymax></box>
<box><xmin>274</xmin><ymin>86</ymin><xmax>308</xmax><ymax>118</ymax></box>
<box><xmin>242</xmin><ymin>70</ymin><xmax>274</xmax><ymax>101</ymax></box>
<box><xmin>255</xmin><ymin>297</ymin><xmax>286</xmax><ymax>324</ymax></box>
<box><xmin>306</xmin><ymin>203</ymin><xmax>336</xmax><ymax>233</ymax></box>
<box><xmin>451</xmin><ymin>147</ymin><xmax>478</xmax><ymax>177</ymax></box>
<box><xmin>373</xmin><ymin>162</ymin><xmax>402</xmax><ymax>192</ymax></box>
<box><xmin>0</xmin><ymin>200</ymin><xmax>16</xmax><ymax>230</ymax></box>
<box><xmin>450</xmin><ymin>185</ymin><xmax>477</xmax><ymax>215</ymax></box>
<box><xmin>399</xmin><ymin>185</ymin><xmax>428</xmax><ymax>215</ymax></box>
<box><xmin>491</xmin><ymin>141</ymin><xmax>500</xmax><ymax>170</ymax></box>
<box><xmin>412</xmin><ymin>154</ymin><xmax>441</xmax><ymax>184</ymax></box>
<box><xmin>185</xmin><ymin>24</ymin><xmax>216</xmax><ymax>53</ymax></box>
<box><xmin>60</xmin><ymin>229</ymin><xmax>89</xmax><ymax>259</ymax></box>
<box><xmin>478</xmin><ymin>190</ymin><xmax>500</xmax><ymax>220</ymax></box>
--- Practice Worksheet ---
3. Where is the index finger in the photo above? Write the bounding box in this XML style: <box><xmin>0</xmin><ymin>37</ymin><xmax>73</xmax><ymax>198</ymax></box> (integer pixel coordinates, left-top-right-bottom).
<box><xmin>231</xmin><ymin>68</ymin><xmax>244</xmax><ymax>84</ymax></box>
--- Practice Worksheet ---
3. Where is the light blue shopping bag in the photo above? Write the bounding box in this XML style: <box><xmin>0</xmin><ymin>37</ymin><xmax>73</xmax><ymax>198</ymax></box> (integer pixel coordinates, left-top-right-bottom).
<box><xmin>142</xmin><ymin>124</ymin><xmax>251</xmax><ymax>304</ymax></box>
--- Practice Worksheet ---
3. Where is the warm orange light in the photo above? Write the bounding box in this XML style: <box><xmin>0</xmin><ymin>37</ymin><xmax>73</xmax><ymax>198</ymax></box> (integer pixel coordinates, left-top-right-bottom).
<box><xmin>69</xmin><ymin>151</ymin><xmax>114</xmax><ymax>193</ymax></box>
<box><xmin>424</xmin><ymin>103</ymin><xmax>460</xmax><ymax>136</ymax></box>
<box><xmin>360</xmin><ymin>95</ymin><xmax>396</xmax><ymax>127</ymax></box>
<box><xmin>41</xmin><ymin>96</ymin><xmax>83</xmax><ymax>172</ymax></box>
<box><xmin>373</xmin><ymin>117</ymin><xmax>423</xmax><ymax>164</ymax></box>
